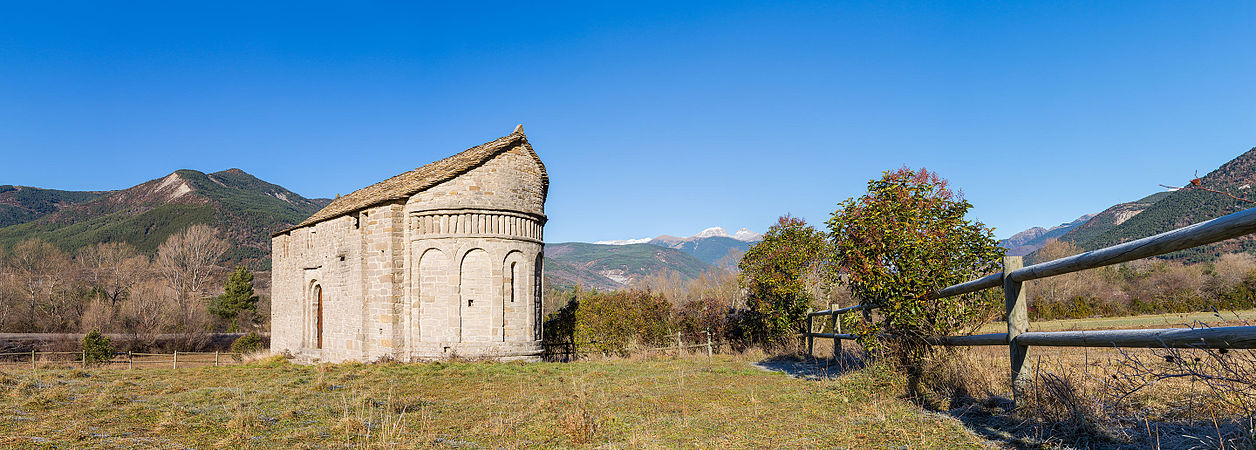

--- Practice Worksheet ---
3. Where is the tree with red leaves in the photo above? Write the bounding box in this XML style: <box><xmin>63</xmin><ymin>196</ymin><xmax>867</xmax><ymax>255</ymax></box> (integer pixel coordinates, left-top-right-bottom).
<box><xmin>827</xmin><ymin>167</ymin><xmax>1003</xmax><ymax>377</ymax></box>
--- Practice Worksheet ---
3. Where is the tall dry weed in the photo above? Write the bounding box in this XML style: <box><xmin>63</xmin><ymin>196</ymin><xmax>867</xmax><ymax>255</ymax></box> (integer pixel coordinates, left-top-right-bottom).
<box><xmin>560</xmin><ymin>376</ymin><xmax>600</xmax><ymax>444</ymax></box>
<box><xmin>335</xmin><ymin>390</ymin><xmax>411</xmax><ymax>448</ymax></box>
<box><xmin>1018</xmin><ymin>358</ymin><xmax>1119</xmax><ymax>444</ymax></box>
<box><xmin>920</xmin><ymin>349</ymin><xmax>1001</xmax><ymax>410</ymax></box>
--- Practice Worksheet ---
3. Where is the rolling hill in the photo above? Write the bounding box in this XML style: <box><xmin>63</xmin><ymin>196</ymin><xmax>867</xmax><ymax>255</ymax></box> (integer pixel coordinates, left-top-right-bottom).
<box><xmin>0</xmin><ymin>185</ymin><xmax>112</xmax><ymax>228</ymax></box>
<box><xmin>0</xmin><ymin>169</ymin><xmax>330</xmax><ymax>268</ymax></box>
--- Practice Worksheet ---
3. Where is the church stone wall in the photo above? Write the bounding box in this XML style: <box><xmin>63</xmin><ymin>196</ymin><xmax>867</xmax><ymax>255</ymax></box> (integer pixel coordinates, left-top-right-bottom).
<box><xmin>271</xmin><ymin>138</ymin><xmax>545</xmax><ymax>363</ymax></box>
<box><xmin>397</xmin><ymin>141</ymin><xmax>546</xmax><ymax>360</ymax></box>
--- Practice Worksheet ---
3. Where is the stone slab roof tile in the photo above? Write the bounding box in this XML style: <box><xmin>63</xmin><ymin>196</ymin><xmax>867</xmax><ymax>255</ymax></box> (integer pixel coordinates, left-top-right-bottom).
<box><xmin>274</xmin><ymin>125</ymin><xmax>545</xmax><ymax>235</ymax></box>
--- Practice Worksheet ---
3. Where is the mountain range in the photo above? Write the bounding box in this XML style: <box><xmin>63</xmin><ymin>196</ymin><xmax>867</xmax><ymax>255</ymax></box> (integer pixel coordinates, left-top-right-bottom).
<box><xmin>0</xmin><ymin>169</ymin><xmax>330</xmax><ymax>268</ymax></box>
<box><xmin>542</xmin><ymin>242</ymin><xmax>712</xmax><ymax>291</ymax></box>
<box><xmin>1002</xmin><ymin>146</ymin><xmax>1256</xmax><ymax>262</ymax></box>
<box><xmin>1000</xmin><ymin>214</ymin><xmax>1095</xmax><ymax>256</ymax></box>
<box><xmin>25</xmin><ymin>145</ymin><xmax>1256</xmax><ymax>292</ymax></box>
<box><xmin>597</xmin><ymin>226</ymin><xmax>761</xmax><ymax>268</ymax></box>
<box><xmin>0</xmin><ymin>169</ymin><xmax>750</xmax><ymax>289</ymax></box>
<box><xmin>542</xmin><ymin>226</ymin><xmax>763</xmax><ymax>290</ymax></box>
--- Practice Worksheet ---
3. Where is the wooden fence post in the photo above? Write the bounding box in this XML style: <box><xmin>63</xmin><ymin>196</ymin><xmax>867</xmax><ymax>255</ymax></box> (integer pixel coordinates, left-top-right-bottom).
<box><xmin>675</xmin><ymin>331</ymin><xmax>682</xmax><ymax>357</ymax></box>
<box><xmin>128</xmin><ymin>352</ymin><xmax>133</xmax><ymax>370</ymax></box>
<box><xmin>215</xmin><ymin>351</ymin><xmax>220</xmax><ymax>367</ymax></box>
<box><xmin>82</xmin><ymin>349</ymin><xmax>86</xmax><ymax>369</ymax></box>
<box><xmin>830</xmin><ymin>303</ymin><xmax>840</xmax><ymax>360</ymax></box>
<box><xmin>30</xmin><ymin>350</ymin><xmax>35</xmax><ymax>370</ymax></box>
<box><xmin>705</xmin><ymin>330</ymin><xmax>713</xmax><ymax>358</ymax></box>
<box><xmin>806</xmin><ymin>309</ymin><xmax>814</xmax><ymax>359</ymax></box>
<box><xmin>172</xmin><ymin>351</ymin><xmax>178</xmax><ymax>369</ymax></box>
<box><xmin>1004</xmin><ymin>256</ymin><xmax>1029</xmax><ymax>406</ymax></box>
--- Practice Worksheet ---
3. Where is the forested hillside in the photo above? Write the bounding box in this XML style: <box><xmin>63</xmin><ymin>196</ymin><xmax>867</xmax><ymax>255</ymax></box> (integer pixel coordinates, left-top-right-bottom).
<box><xmin>1062</xmin><ymin>147</ymin><xmax>1256</xmax><ymax>261</ymax></box>
<box><xmin>0</xmin><ymin>169</ymin><xmax>330</xmax><ymax>268</ymax></box>
<box><xmin>1058</xmin><ymin>192</ymin><xmax>1170</xmax><ymax>246</ymax></box>
<box><xmin>0</xmin><ymin>185</ymin><xmax>111</xmax><ymax>228</ymax></box>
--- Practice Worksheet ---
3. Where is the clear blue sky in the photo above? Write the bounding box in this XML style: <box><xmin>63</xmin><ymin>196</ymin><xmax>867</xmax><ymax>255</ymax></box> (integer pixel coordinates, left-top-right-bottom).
<box><xmin>2</xmin><ymin>2</ymin><xmax>1253</xmax><ymax>242</ymax></box>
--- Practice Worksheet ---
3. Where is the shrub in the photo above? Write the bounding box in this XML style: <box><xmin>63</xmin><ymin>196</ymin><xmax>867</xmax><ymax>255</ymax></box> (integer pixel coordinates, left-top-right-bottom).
<box><xmin>673</xmin><ymin>297</ymin><xmax>732</xmax><ymax>342</ymax></box>
<box><xmin>572</xmin><ymin>290</ymin><xmax>672</xmax><ymax>356</ymax></box>
<box><xmin>82</xmin><ymin>330</ymin><xmax>114</xmax><ymax>367</ymax></box>
<box><xmin>543</xmin><ymin>296</ymin><xmax>579</xmax><ymax>345</ymax></box>
<box><xmin>542</xmin><ymin>297</ymin><xmax>580</xmax><ymax>360</ymax></box>
<box><xmin>230</xmin><ymin>332</ymin><xmax>264</xmax><ymax>354</ymax></box>
<box><xmin>1217</xmin><ymin>272</ymin><xmax>1256</xmax><ymax>310</ymax></box>
<box><xmin>828</xmin><ymin>166</ymin><xmax>1003</xmax><ymax>391</ymax></box>
<box><xmin>738</xmin><ymin>216</ymin><xmax>832</xmax><ymax>348</ymax></box>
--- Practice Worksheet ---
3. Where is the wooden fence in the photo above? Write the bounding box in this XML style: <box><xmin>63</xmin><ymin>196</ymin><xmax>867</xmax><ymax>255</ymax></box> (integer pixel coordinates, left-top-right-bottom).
<box><xmin>805</xmin><ymin>205</ymin><xmax>1256</xmax><ymax>406</ymax></box>
<box><xmin>0</xmin><ymin>350</ymin><xmax>246</xmax><ymax>370</ymax></box>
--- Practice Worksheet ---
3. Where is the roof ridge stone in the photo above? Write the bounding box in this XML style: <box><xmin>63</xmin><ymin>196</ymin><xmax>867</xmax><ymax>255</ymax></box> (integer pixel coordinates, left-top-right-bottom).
<box><xmin>276</xmin><ymin>126</ymin><xmax>542</xmax><ymax>235</ymax></box>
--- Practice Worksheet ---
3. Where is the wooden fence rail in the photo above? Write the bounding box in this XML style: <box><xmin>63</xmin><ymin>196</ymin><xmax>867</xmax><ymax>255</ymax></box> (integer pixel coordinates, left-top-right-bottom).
<box><xmin>805</xmin><ymin>205</ymin><xmax>1256</xmax><ymax>407</ymax></box>
<box><xmin>0</xmin><ymin>351</ymin><xmax>245</xmax><ymax>370</ymax></box>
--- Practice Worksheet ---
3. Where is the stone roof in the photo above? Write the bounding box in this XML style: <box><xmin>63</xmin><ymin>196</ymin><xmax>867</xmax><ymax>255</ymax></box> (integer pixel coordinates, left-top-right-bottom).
<box><xmin>276</xmin><ymin>125</ymin><xmax>546</xmax><ymax>235</ymax></box>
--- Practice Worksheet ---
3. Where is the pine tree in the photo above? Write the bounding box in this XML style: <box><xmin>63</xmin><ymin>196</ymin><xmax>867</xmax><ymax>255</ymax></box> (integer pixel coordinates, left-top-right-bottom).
<box><xmin>208</xmin><ymin>266</ymin><xmax>259</xmax><ymax>332</ymax></box>
<box><xmin>82</xmin><ymin>330</ymin><xmax>114</xmax><ymax>367</ymax></box>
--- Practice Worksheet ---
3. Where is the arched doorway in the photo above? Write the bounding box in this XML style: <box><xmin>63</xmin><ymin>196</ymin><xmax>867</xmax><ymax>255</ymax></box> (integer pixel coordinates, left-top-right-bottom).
<box><xmin>313</xmin><ymin>284</ymin><xmax>323</xmax><ymax>349</ymax></box>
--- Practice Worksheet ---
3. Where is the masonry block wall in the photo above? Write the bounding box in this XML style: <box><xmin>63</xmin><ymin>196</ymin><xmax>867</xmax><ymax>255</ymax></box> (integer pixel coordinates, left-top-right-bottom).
<box><xmin>271</xmin><ymin>127</ymin><xmax>546</xmax><ymax>362</ymax></box>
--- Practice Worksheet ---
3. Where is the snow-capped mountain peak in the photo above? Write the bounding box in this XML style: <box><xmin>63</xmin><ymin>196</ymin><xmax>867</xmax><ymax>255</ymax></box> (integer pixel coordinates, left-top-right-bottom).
<box><xmin>694</xmin><ymin>227</ymin><xmax>731</xmax><ymax>239</ymax></box>
<box><xmin>591</xmin><ymin>226</ymin><xmax>761</xmax><ymax>246</ymax></box>
<box><xmin>732</xmin><ymin>228</ymin><xmax>762</xmax><ymax>242</ymax></box>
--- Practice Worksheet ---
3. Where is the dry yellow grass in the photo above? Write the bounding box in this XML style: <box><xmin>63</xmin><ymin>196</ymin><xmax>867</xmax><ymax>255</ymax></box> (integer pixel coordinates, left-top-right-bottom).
<box><xmin>808</xmin><ymin>335</ymin><xmax>1256</xmax><ymax>448</ymax></box>
<box><xmin>975</xmin><ymin>308</ymin><xmax>1256</xmax><ymax>334</ymax></box>
<box><xmin>0</xmin><ymin>354</ymin><xmax>992</xmax><ymax>448</ymax></box>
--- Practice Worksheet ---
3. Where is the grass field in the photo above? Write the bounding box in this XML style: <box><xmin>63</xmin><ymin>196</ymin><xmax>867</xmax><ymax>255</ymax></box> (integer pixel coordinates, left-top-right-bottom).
<box><xmin>0</xmin><ymin>355</ymin><xmax>991</xmax><ymax>448</ymax></box>
<box><xmin>7</xmin><ymin>309</ymin><xmax>1251</xmax><ymax>448</ymax></box>
<box><xmin>974</xmin><ymin>308</ymin><xmax>1256</xmax><ymax>334</ymax></box>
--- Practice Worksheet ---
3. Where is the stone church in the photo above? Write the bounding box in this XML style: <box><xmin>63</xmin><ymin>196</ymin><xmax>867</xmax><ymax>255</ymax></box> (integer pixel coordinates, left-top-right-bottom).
<box><xmin>270</xmin><ymin>125</ymin><xmax>546</xmax><ymax>362</ymax></box>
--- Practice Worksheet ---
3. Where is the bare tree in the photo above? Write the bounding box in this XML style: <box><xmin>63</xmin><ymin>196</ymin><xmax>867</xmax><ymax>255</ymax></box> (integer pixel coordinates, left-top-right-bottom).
<box><xmin>9</xmin><ymin>238</ymin><xmax>73</xmax><ymax>331</ymax></box>
<box><xmin>155</xmin><ymin>224</ymin><xmax>228</xmax><ymax>326</ymax></box>
<box><xmin>78</xmin><ymin>242</ymin><xmax>149</xmax><ymax>306</ymax></box>
<box><xmin>1206</xmin><ymin>252</ymin><xmax>1256</xmax><ymax>298</ymax></box>
<box><xmin>0</xmin><ymin>248</ymin><xmax>14</xmax><ymax>331</ymax></box>
<box><xmin>121</xmin><ymin>279</ymin><xmax>178</xmax><ymax>348</ymax></box>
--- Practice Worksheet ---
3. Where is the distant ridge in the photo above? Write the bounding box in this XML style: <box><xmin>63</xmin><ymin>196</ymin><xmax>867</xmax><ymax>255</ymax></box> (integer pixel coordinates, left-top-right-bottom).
<box><xmin>999</xmin><ymin>213</ymin><xmax>1095</xmax><ymax>256</ymax></box>
<box><xmin>0</xmin><ymin>169</ymin><xmax>330</xmax><ymax>268</ymax></box>
<box><xmin>1054</xmin><ymin>192</ymin><xmax>1170</xmax><ymax>247</ymax></box>
<box><xmin>1005</xmin><ymin>146</ymin><xmax>1256</xmax><ymax>263</ymax></box>
<box><xmin>543</xmin><ymin>242</ymin><xmax>712</xmax><ymax>291</ymax></box>
<box><xmin>1057</xmin><ymin>147</ymin><xmax>1256</xmax><ymax>261</ymax></box>
<box><xmin>0</xmin><ymin>185</ymin><xmax>112</xmax><ymax>228</ymax></box>
<box><xmin>594</xmin><ymin>226</ymin><xmax>762</xmax><ymax>268</ymax></box>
